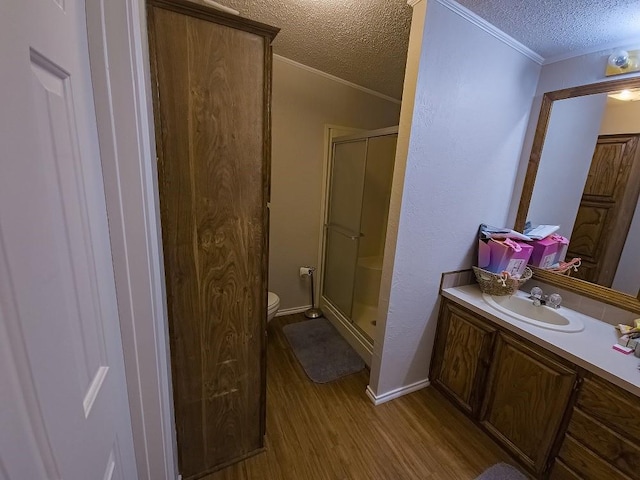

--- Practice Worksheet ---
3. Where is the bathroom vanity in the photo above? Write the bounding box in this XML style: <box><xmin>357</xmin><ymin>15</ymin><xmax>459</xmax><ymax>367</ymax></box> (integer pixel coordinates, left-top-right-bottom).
<box><xmin>431</xmin><ymin>283</ymin><xmax>640</xmax><ymax>479</ymax></box>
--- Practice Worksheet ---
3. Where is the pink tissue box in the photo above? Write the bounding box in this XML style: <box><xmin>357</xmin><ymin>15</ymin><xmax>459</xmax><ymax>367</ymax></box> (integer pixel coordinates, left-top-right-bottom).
<box><xmin>529</xmin><ymin>235</ymin><xmax>569</xmax><ymax>268</ymax></box>
<box><xmin>478</xmin><ymin>238</ymin><xmax>533</xmax><ymax>277</ymax></box>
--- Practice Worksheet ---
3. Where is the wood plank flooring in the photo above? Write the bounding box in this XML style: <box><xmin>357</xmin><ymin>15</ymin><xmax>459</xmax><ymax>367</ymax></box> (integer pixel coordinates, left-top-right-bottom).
<box><xmin>204</xmin><ymin>314</ymin><xmax>517</xmax><ymax>480</ymax></box>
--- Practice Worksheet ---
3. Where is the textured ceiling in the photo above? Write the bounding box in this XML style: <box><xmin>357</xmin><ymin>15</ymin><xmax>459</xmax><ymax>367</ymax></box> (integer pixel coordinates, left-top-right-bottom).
<box><xmin>216</xmin><ymin>0</ymin><xmax>640</xmax><ymax>101</ymax></box>
<box><xmin>222</xmin><ymin>0</ymin><xmax>412</xmax><ymax>100</ymax></box>
<box><xmin>456</xmin><ymin>0</ymin><xmax>640</xmax><ymax>61</ymax></box>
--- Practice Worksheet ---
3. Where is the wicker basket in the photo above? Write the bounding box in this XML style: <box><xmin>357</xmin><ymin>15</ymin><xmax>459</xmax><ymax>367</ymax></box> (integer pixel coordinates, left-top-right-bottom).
<box><xmin>472</xmin><ymin>266</ymin><xmax>532</xmax><ymax>296</ymax></box>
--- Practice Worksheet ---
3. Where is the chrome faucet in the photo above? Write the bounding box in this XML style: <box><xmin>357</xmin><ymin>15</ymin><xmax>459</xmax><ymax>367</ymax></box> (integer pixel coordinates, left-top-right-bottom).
<box><xmin>529</xmin><ymin>287</ymin><xmax>562</xmax><ymax>309</ymax></box>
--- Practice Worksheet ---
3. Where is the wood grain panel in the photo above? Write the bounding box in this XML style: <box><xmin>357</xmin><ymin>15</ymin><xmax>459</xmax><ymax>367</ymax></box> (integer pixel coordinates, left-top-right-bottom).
<box><xmin>567</xmin><ymin>408</ymin><xmax>640</xmax><ymax>478</ymax></box>
<box><xmin>480</xmin><ymin>334</ymin><xmax>575</xmax><ymax>475</ymax></box>
<box><xmin>558</xmin><ymin>434</ymin><xmax>631</xmax><ymax>480</ymax></box>
<box><xmin>567</xmin><ymin>204</ymin><xmax>610</xmax><ymax>262</ymax></box>
<box><xmin>431</xmin><ymin>302</ymin><xmax>495</xmax><ymax>415</ymax></box>
<box><xmin>148</xmin><ymin>3</ymin><xmax>277</xmax><ymax>478</ymax></box>
<box><xmin>148</xmin><ymin>10</ymin><xmax>206</xmax><ymax>473</ymax></box>
<box><xmin>577</xmin><ymin>376</ymin><xmax>640</xmax><ymax>444</ymax></box>
<box><xmin>188</xmin><ymin>14</ymin><xmax>265</xmax><ymax>471</ymax></box>
<box><xmin>549</xmin><ymin>460</ymin><xmax>581</xmax><ymax>480</ymax></box>
<box><xmin>583</xmin><ymin>142</ymin><xmax>626</xmax><ymax>197</ymax></box>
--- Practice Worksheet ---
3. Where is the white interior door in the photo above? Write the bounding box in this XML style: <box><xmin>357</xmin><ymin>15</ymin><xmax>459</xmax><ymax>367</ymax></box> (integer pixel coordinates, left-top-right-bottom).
<box><xmin>0</xmin><ymin>0</ymin><xmax>138</xmax><ymax>479</ymax></box>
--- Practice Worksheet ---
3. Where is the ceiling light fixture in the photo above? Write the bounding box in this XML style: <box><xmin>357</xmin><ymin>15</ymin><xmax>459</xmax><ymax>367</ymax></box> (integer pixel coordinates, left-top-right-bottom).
<box><xmin>606</xmin><ymin>49</ymin><xmax>640</xmax><ymax>76</ymax></box>
<box><xmin>608</xmin><ymin>88</ymin><xmax>640</xmax><ymax>102</ymax></box>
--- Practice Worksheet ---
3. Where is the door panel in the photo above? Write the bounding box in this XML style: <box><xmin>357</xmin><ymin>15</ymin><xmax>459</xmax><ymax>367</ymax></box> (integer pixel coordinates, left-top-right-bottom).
<box><xmin>480</xmin><ymin>334</ymin><xmax>575</xmax><ymax>474</ymax></box>
<box><xmin>0</xmin><ymin>0</ymin><xmax>137</xmax><ymax>478</ymax></box>
<box><xmin>431</xmin><ymin>302</ymin><xmax>495</xmax><ymax>415</ymax></box>
<box><xmin>567</xmin><ymin>134</ymin><xmax>640</xmax><ymax>286</ymax></box>
<box><xmin>323</xmin><ymin>228</ymin><xmax>360</xmax><ymax>317</ymax></box>
<box><xmin>322</xmin><ymin>139</ymin><xmax>367</xmax><ymax>319</ymax></box>
<box><xmin>328</xmin><ymin>140</ymin><xmax>367</xmax><ymax>232</ymax></box>
<box><xmin>30</xmin><ymin>48</ymin><xmax>110</xmax><ymax>417</ymax></box>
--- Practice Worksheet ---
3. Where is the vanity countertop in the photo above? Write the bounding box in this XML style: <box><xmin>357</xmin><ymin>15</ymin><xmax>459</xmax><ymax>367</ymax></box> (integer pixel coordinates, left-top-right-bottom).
<box><xmin>442</xmin><ymin>284</ymin><xmax>640</xmax><ymax>397</ymax></box>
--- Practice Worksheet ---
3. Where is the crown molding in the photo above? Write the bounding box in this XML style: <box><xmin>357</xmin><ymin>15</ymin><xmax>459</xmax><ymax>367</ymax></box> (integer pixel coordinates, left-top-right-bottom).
<box><xmin>273</xmin><ymin>55</ymin><xmax>402</xmax><ymax>105</ymax></box>
<box><xmin>435</xmin><ymin>0</ymin><xmax>544</xmax><ymax>65</ymax></box>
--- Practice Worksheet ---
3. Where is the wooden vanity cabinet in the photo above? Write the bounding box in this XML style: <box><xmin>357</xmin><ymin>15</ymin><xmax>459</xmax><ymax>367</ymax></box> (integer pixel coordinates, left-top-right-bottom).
<box><xmin>550</xmin><ymin>375</ymin><xmax>640</xmax><ymax>479</ymax></box>
<box><xmin>430</xmin><ymin>302</ymin><xmax>496</xmax><ymax>415</ymax></box>
<box><xmin>432</xmin><ymin>298</ymin><xmax>578</xmax><ymax>478</ymax></box>
<box><xmin>480</xmin><ymin>334</ymin><xmax>576</xmax><ymax>475</ymax></box>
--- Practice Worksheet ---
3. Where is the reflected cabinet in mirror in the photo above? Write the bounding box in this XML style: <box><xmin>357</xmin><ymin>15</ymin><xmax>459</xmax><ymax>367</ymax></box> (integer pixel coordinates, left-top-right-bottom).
<box><xmin>515</xmin><ymin>76</ymin><xmax>640</xmax><ymax>314</ymax></box>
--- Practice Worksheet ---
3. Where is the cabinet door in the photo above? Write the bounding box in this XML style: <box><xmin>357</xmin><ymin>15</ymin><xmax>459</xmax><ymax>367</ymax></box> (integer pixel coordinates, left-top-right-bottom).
<box><xmin>480</xmin><ymin>334</ymin><xmax>576</xmax><ymax>475</ymax></box>
<box><xmin>430</xmin><ymin>301</ymin><xmax>496</xmax><ymax>415</ymax></box>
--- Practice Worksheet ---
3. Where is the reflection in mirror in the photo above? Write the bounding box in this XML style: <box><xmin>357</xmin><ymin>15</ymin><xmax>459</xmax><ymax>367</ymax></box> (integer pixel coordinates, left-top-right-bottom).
<box><xmin>525</xmin><ymin>88</ymin><xmax>640</xmax><ymax>297</ymax></box>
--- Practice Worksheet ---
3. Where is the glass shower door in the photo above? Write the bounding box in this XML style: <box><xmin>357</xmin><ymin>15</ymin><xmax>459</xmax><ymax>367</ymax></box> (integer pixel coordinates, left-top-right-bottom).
<box><xmin>322</xmin><ymin>139</ymin><xmax>367</xmax><ymax>318</ymax></box>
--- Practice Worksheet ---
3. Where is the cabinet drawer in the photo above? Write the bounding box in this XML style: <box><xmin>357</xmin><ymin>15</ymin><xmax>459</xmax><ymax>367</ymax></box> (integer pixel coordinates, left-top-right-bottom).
<box><xmin>558</xmin><ymin>434</ymin><xmax>631</xmax><ymax>480</ymax></box>
<box><xmin>577</xmin><ymin>376</ymin><xmax>640</xmax><ymax>444</ymax></box>
<box><xmin>567</xmin><ymin>407</ymin><xmax>640</xmax><ymax>477</ymax></box>
<box><xmin>549</xmin><ymin>459</ymin><xmax>580</xmax><ymax>480</ymax></box>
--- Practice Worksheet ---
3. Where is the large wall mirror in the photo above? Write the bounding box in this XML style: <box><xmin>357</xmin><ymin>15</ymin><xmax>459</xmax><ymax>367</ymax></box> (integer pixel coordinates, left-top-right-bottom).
<box><xmin>515</xmin><ymin>76</ymin><xmax>640</xmax><ymax>314</ymax></box>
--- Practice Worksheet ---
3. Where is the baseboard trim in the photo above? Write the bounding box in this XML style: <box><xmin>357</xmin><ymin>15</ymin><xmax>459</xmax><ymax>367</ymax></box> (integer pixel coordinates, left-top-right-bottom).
<box><xmin>366</xmin><ymin>378</ymin><xmax>430</xmax><ymax>406</ymax></box>
<box><xmin>275</xmin><ymin>305</ymin><xmax>311</xmax><ymax>317</ymax></box>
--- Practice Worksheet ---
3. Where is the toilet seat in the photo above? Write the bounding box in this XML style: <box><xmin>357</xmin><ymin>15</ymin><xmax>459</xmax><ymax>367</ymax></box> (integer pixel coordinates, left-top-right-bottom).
<box><xmin>267</xmin><ymin>291</ymin><xmax>280</xmax><ymax>321</ymax></box>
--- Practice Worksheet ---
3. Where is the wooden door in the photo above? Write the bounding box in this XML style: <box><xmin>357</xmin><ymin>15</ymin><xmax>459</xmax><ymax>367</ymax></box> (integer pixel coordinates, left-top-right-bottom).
<box><xmin>147</xmin><ymin>1</ymin><xmax>278</xmax><ymax>477</ymax></box>
<box><xmin>0</xmin><ymin>0</ymin><xmax>138</xmax><ymax>477</ymax></box>
<box><xmin>567</xmin><ymin>134</ymin><xmax>640</xmax><ymax>286</ymax></box>
<box><xmin>430</xmin><ymin>302</ymin><xmax>496</xmax><ymax>416</ymax></box>
<box><xmin>480</xmin><ymin>334</ymin><xmax>576</xmax><ymax>475</ymax></box>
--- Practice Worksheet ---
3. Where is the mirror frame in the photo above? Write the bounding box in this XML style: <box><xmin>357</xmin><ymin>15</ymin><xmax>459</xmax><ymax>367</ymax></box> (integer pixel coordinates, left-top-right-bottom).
<box><xmin>515</xmin><ymin>76</ymin><xmax>640</xmax><ymax>314</ymax></box>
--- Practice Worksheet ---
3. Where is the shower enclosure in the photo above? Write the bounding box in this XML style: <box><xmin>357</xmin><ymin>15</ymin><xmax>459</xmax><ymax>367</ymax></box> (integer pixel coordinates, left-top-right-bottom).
<box><xmin>320</xmin><ymin>126</ymin><xmax>397</xmax><ymax>361</ymax></box>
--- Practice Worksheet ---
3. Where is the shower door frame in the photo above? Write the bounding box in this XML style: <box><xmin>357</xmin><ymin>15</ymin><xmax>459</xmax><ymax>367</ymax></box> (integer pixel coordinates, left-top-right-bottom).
<box><xmin>318</xmin><ymin>125</ymin><xmax>399</xmax><ymax>366</ymax></box>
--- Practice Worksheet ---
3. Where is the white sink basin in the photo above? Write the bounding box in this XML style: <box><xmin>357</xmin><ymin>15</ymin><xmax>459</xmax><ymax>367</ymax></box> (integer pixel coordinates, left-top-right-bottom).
<box><xmin>482</xmin><ymin>291</ymin><xmax>584</xmax><ymax>333</ymax></box>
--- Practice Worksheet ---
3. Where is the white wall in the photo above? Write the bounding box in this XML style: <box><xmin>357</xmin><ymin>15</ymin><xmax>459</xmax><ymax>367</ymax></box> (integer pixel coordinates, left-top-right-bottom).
<box><xmin>526</xmin><ymin>95</ymin><xmax>607</xmax><ymax>237</ymax></box>
<box><xmin>269</xmin><ymin>57</ymin><xmax>401</xmax><ymax>311</ymax></box>
<box><xmin>600</xmin><ymin>101</ymin><xmax>640</xmax><ymax>295</ymax></box>
<box><xmin>369</xmin><ymin>0</ymin><xmax>541</xmax><ymax>397</ymax></box>
<box><xmin>370</xmin><ymin>0</ymin><xmax>427</xmax><ymax>397</ymax></box>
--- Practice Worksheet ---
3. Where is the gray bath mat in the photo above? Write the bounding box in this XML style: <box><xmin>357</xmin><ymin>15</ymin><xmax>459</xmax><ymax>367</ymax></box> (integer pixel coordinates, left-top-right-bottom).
<box><xmin>283</xmin><ymin>318</ymin><xmax>365</xmax><ymax>383</ymax></box>
<box><xmin>475</xmin><ymin>463</ymin><xmax>527</xmax><ymax>480</ymax></box>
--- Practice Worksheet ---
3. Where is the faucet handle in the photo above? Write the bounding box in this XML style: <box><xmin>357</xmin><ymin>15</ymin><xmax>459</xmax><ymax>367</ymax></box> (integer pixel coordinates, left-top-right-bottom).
<box><xmin>548</xmin><ymin>293</ymin><xmax>562</xmax><ymax>309</ymax></box>
<box><xmin>530</xmin><ymin>286</ymin><xmax>543</xmax><ymax>299</ymax></box>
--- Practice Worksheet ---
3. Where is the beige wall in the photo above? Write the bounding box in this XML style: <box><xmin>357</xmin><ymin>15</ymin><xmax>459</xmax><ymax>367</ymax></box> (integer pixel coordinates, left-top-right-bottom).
<box><xmin>600</xmin><ymin>100</ymin><xmax>640</xmax><ymax>134</ymax></box>
<box><xmin>270</xmin><ymin>57</ymin><xmax>401</xmax><ymax>311</ymax></box>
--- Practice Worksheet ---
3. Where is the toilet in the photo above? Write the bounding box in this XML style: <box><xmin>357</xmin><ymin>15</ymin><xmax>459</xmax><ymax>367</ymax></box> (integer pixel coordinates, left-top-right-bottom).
<box><xmin>267</xmin><ymin>291</ymin><xmax>280</xmax><ymax>322</ymax></box>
